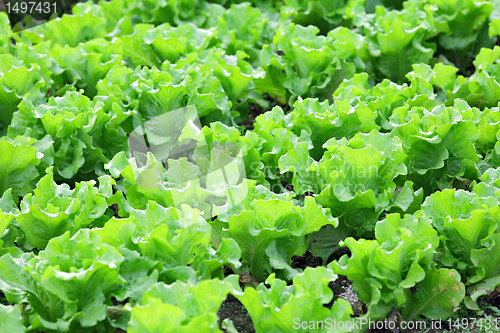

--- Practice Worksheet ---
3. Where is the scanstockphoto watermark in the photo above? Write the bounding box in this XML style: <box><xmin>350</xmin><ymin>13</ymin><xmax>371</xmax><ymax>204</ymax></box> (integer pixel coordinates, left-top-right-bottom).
<box><xmin>246</xmin><ymin>162</ymin><xmax>382</xmax><ymax>195</ymax></box>
<box><xmin>247</xmin><ymin>161</ymin><xmax>380</xmax><ymax>180</ymax></box>
<box><xmin>128</xmin><ymin>106</ymin><xmax>384</xmax><ymax>216</ymax></box>
<box><xmin>292</xmin><ymin>318</ymin><xmax>437</xmax><ymax>331</ymax></box>
<box><xmin>128</xmin><ymin>106</ymin><xmax>248</xmax><ymax>218</ymax></box>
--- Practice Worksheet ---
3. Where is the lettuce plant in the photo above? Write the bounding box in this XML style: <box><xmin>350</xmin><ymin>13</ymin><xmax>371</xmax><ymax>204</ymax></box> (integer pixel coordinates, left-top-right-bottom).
<box><xmin>0</xmin><ymin>135</ymin><xmax>54</xmax><ymax>201</ymax></box>
<box><xmin>0</xmin><ymin>54</ymin><xmax>45</xmax><ymax>136</ymax></box>
<box><xmin>284</xmin><ymin>97</ymin><xmax>379</xmax><ymax>161</ymax></box>
<box><xmin>224</xmin><ymin>196</ymin><xmax>336</xmax><ymax>281</ymax></box>
<box><xmin>214</xmin><ymin>2</ymin><xmax>273</xmax><ymax>64</ymax></box>
<box><xmin>105</xmin><ymin>119</ymin><xmax>252</xmax><ymax>219</ymax></box>
<box><xmin>94</xmin><ymin>201</ymin><xmax>241</xmax><ymax>281</ymax></box>
<box><xmin>8</xmin><ymin>91</ymin><xmax>133</xmax><ymax>180</ymax></box>
<box><xmin>12</xmin><ymin>167</ymin><xmax>112</xmax><ymax>249</ymax></box>
<box><xmin>256</xmin><ymin>23</ymin><xmax>367</xmax><ymax>103</ymax></box>
<box><xmin>332</xmin><ymin>213</ymin><xmax>464</xmax><ymax>324</ymax></box>
<box><xmin>0</xmin><ymin>304</ymin><xmax>24</xmax><ymax>333</ymax></box>
<box><xmin>312</xmin><ymin>130</ymin><xmax>408</xmax><ymax>236</ymax></box>
<box><xmin>428</xmin><ymin>0</ymin><xmax>495</xmax><ymax>74</ymax></box>
<box><xmin>0</xmin><ymin>230</ymin><xmax>124</xmax><ymax>332</ymax></box>
<box><xmin>236</xmin><ymin>266</ymin><xmax>353</xmax><ymax>333</ymax></box>
<box><xmin>252</xmin><ymin>106</ymin><xmax>313</xmax><ymax>189</ymax></box>
<box><xmin>350</xmin><ymin>1</ymin><xmax>437</xmax><ymax>83</ymax></box>
<box><xmin>27</xmin><ymin>2</ymin><xmax>108</xmax><ymax>47</ymax></box>
<box><xmin>390</xmin><ymin>99</ymin><xmax>481</xmax><ymax>193</ymax></box>
<box><xmin>49</xmin><ymin>38</ymin><xmax>123</xmax><ymax>99</ymax></box>
<box><xmin>0</xmin><ymin>13</ymin><xmax>11</xmax><ymax>53</ymax></box>
<box><xmin>283</xmin><ymin>0</ymin><xmax>350</xmax><ymax>34</ymax></box>
<box><xmin>128</xmin><ymin>276</ymin><xmax>239</xmax><ymax>333</ymax></box>
<box><xmin>421</xmin><ymin>178</ymin><xmax>500</xmax><ymax>309</ymax></box>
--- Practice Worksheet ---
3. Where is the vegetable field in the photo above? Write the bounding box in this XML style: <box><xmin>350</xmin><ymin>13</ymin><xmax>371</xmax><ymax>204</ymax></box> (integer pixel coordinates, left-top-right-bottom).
<box><xmin>2</xmin><ymin>0</ymin><xmax>500</xmax><ymax>332</ymax></box>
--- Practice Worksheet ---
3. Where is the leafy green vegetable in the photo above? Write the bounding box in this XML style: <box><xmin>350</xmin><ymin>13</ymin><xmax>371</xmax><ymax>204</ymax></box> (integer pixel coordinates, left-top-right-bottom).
<box><xmin>314</xmin><ymin>130</ymin><xmax>407</xmax><ymax>236</ymax></box>
<box><xmin>0</xmin><ymin>230</ymin><xmax>125</xmax><ymax>331</ymax></box>
<box><xmin>420</xmin><ymin>186</ymin><xmax>500</xmax><ymax>309</ymax></box>
<box><xmin>256</xmin><ymin>23</ymin><xmax>366</xmax><ymax>103</ymax></box>
<box><xmin>332</xmin><ymin>213</ymin><xmax>464</xmax><ymax>323</ymax></box>
<box><xmin>1</xmin><ymin>0</ymin><xmax>500</xmax><ymax>331</ymax></box>
<box><xmin>9</xmin><ymin>91</ymin><xmax>133</xmax><ymax>179</ymax></box>
<box><xmin>128</xmin><ymin>276</ymin><xmax>239</xmax><ymax>333</ymax></box>
<box><xmin>16</xmin><ymin>167</ymin><xmax>110</xmax><ymax>249</ymax></box>
<box><xmin>390</xmin><ymin>99</ymin><xmax>481</xmax><ymax>193</ymax></box>
<box><xmin>34</xmin><ymin>3</ymin><xmax>107</xmax><ymax>47</ymax></box>
<box><xmin>237</xmin><ymin>266</ymin><xmax>353</xmax><ymax>332</ymax></box>
<box><xmin>0</xmin><ymin>54</ymin><xmax>45</xmax><ymax>136</ymax></box>
<box><xmin>49</xmin><ymin>39</ymin><xmax>123</xmax><ymax>99</ymax></box>
<box><xmin>0</xmin><ymin>136</ymin><xmax>45</xmax><ymax>201</ymax></box>
<box><xmin>0</xmin><ymin>304</ymin><xmax>25</xmax><ymax>333</ymax></box>
<box><xmin>224</xmin><ymin>196</ymin><xmax>336</xmax><ymax>281</ymax></box>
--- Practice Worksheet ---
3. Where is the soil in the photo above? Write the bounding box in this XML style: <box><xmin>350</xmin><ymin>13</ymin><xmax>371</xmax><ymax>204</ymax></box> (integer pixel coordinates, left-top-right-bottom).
<box><xmin>218</xmin><ymin>294</ymin><xmax>255</xmax><ymax>333</ymax></box>
<box><xmin>324</xmin><ymin>275</ymin><xmax>363</xmax><ymax>317</ymax></box>
<box><xmin>0</xmin><ymin>291</ymin><xmax>9</xmax><ymax>306</ymax></box>
<box><xmin>240</xmin><ymin>93</ymin><xmax>291</xmax><ymax>131</ymax></box>
<box><xmin>290</xmin><ymin>251</ymin><xmax>323</xmax><ymax>270</ymax></box>
<box><xmin>217</xmin><ymin>252</ymin><xmax>336</xmax><ymax>333</ymax></box>
<box><xmin>216</xmin><ymin>252</ymin><xmax>367</xmax><ymax>333</ymax></box>
<box><xmin>110</xmin><ymin>203</ymin><xmax>120</xmax><ymax>217</ymax></box>
<box><xmin>262</xmin><ymin>92</ymin><xmax>291</xmax><ymax>112</ymax></box>
<box><xmin>241</xmin><ymin>103</ymin><xmax>264</xmax><ymax>131</ymax></box>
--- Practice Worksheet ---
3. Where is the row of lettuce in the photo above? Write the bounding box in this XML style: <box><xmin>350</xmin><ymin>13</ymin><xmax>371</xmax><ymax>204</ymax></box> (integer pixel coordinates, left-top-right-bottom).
<box><xmin>3</xmin><ymin>19</ymin><xmax>500</xmax><ymax>187</ymax></box>
<box><xmin>3</xmin><ymin>70</ymin><xmax>500</xmax><ymax>331</ymax></box>
<box><xmin>2</xmin><ymin>0</ymin><xmax>500</xmax><ymax>136</ymax></box>
<box><xmin>2</xmin><ymin>0</ymin><xmax>500</xmax><ymax>332</ymax></box>
<box><xmin>2</xmin><ymin>143</ymin><xmax>500</xmax><ymax>331</ymax></box>
<box><xmin>2</xmin><ymin>169</ymin><xmax>500</xmax><ymax>331</ymax></box>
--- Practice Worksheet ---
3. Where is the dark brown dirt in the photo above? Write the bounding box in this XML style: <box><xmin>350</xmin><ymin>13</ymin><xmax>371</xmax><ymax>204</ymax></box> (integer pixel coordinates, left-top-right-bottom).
<box><xmin>324</xmin><ymin>275</ymin><xmax>350</xmax><ymax>309</ymax></box>
<box><xmin>0</xmin><ymin>291</ymin><xmax>9</xmax><ymax>306</ymax></box>
<box><xmin>240</xmin><ymin>92</ymin><xmax>291</xmax><ymax>132</ymax></box>
<box><xmin>241</xmin><ymin>103</ymin><xmax>264</xmax><ymax>131</ymax></box>
<box><xmin>478</xmin><ymin>287</ymin><xmax>500</xmax><ymax>315</ymax></box>
<box><xmin>218</xmin><ymin>294</ymin><xmax>255</xmax><ymax>333</ymax></box>
<box><xmin>291</xmin><ymin>251</ymin><xmax>323</xmax><ymax>270</ymax></box>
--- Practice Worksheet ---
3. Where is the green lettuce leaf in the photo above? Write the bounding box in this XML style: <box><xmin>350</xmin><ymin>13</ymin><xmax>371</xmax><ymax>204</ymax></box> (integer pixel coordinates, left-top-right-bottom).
<box><xmin>128</xmin><ymin>275</ymin><xmax>239</xmax><ymax>333</ymax></box>
<box><xmin>0</xmin><ymin>13</ymin><xmax>11</xmax><ymax>53</ymax></box>
<box><xmin>224</xmin><ymin>196</ymin><xmax>335</xmax><ymax>281</ymax></box>
<box><xmin>0</xmin><ymin>54</ymin><xmax>44</xmax><ymax>136</ymax></box>
<box><xmin>0</xmin><ymin>304</ymin><xmax>25</xmax><ymax>333</ymax></box>
<box><xmin>9</xmin><ymin>91</ymin><xmax>133</xmax><ymax>179</ymax></box>
<box><xmin>49</xmin><ymin>38</ymin><xmax>123</xmax><ymax>99</ymax></box>
<box><xmin>465</xmin><ymin>233</ymin><xmax>500</xmax><ymax>309</ymax></box>
<box><xmin>35</xmin><ymin>3</ymin><xmax>107</xmax><ymax>47</ymax></box>
<box><xmin>285</xmin><ymin>98</ymin><xmax>379</xmax><ymax>161</ymax></box>
<box><xmin>214</xmin><ymin>2</ymin><xmax>276</xmax><ymax>65</ymax></box>
<box><xmin>0</xmin><ymin>229</ymin><xmax>125</xmax><ymax>332</ymax></box>
<box><xmin>356</xmin><ymin>2</ymin><xmax>436</xmax><ymax>83</ymax></box>
<box><xmin>16</xmin><ymin>167</ymin><xmax>110</xmax><ymax>249</ymax></box>
<box><xmin>255</xmin><ymin>23</ymin><xmax>364</xmax><ymax>103</ymax></box>
<box><xmin>0</xmin><ymin>189</ymin><xmax>19</xmax><ymax>247</ymax></box>
<box><xmin>332</xmin><ymin>213</ymin><xmax>463</xmax><ymax>323</ymax></box>
<box><xmin>403</xmin><ymin>264</ymin><xmax>465</xmax><ymax>321</ymax></box>
<box><xmin>420</xmin><ymin>188</ymin><xmax>500</xmax><ymax>303</ymax></box>
<box><xmin>113</xmin><ymin>23</ymin><xmax>161</xmax><ymax>68</ymax></box>
<box><xmin>390</xmin><ymin>99</ymin><xmax>481</xmax><ymax>193</ymax></box>
<box><xmin>284</xmin><ymin>0</ymin><xmax>349</xmax><ymax>35</ymax></box>
<box><xmin>315</xmin><ymin>130</ymin><xmax>407</xmax><ymax>236</ymax></box>
<box><xmin>143</xmin><ymin>23</ymin><xmax>216</xmax><ymax>63</ymax></box>
<box><xmin>236</xmin><ymin>266</ymin><xmax>352</xmax><ymax>333</ymax></box>
<box><xmin>0</xmin><ymin>136</ymin><xmax>43</xmax><ymax>201</ymax></box>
